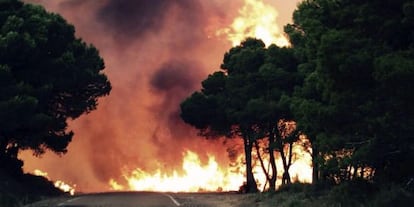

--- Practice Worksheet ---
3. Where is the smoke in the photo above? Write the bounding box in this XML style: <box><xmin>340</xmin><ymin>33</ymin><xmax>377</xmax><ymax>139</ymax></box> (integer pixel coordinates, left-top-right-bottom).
<box><xmin>19</xmin><ymin>0</ymin><xmax>235</xmax><ymax>191</ymax></box>
<box><xmin>19</xmin><ymin>0</ymin><xmax>299</xmax><ymax>192</ymax></box>
<box><xmin>148</xmin><ymin>59</ymin><xmax>208</xmax><ymax>167</ymax></box>
<box><xmin>150</xmin><ymin>61</ymin><xmax>199</xmax><ymax>91</ymax></box>
<box><xmin>96</xmin><ymin>0</ymin><xmax>202</xmax><ymax>43</ymax></box>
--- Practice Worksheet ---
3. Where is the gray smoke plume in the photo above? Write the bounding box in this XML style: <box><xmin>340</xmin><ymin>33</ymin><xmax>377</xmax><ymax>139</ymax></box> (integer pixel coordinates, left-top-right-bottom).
<box><xmin>20</xmin><ymin>0</ymin><xmax>248</xmax><ymax>192</ymax></box>
<box><xmin>149</xmin><ymin>59</ymin><xmax>207</xmax><ymax>167</ymax></box>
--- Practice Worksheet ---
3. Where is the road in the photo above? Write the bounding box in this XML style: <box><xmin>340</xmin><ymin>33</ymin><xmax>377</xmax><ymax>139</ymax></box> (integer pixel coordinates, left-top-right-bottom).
<box><xmin>26</xmin><ymin>192</ymin><xmax>183</xmax><ymax>207</ymax></box>
<box><xmin>25</xmin><ymin>191</ymin><xmax>251</xmax><ymax>207</ymax></box>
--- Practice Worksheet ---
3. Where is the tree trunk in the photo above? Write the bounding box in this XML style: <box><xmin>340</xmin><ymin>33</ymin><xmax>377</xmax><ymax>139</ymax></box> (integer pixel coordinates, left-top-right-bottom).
<box><xmin>285</xmin><ymin>141</ymin><xmax>294</xmax><ymax>184</ymax></box>
<box><xmin>312</xmin><ymin>146</ymin><xmax>319</xmax><ymax>183</ymax></box>
<box><xmin>268</xmin><ymin>130</ymin><xmax>277</xmax><ymax>191</ymax></box>
<box><xmin>277</xmin><ymin>134</ymin><xmax>291</xmax><ymax>185</ymax></box>
<box><xmin>0</xmin><ymin>137</ymin><xmax>8</xmax><ymax>157</ymax></box>
<box><xmin>254</xmin><ymin>141</ymin><xmax>270</xmax><ymax>189</ymax></box>
<box><xmin>280</xmin><ymin>148</ymin><xmax>291</xmax><ymax>185</ymax></box>
<box><xmin>360</xmin><ymin>166</ymin><xmax>365</xmax><ymax>179</ymax></box>
<box><xmin>244</xmin><ymin>136</ymin><xmax>258</xmax><ymax>193</ymax></box>
<box><xmin>288</xmin><ymin>141</ymin><xmax>293</xmax><ymax>168</ymax></box>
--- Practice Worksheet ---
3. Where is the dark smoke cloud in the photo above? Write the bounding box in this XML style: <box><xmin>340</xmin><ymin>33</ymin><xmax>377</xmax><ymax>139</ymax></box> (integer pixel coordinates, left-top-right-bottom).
<box><xmin>149</xmin><ymin>60</ymin><xmax>207</xmax><ymax>167</ymax></box>
<box><xmin>96</xmin><ymin>0</ymin><xmax>204</xmax><ymax>44</ymax></box>
<box><xmin>150</xmin><ymin>60</ymin><xmax>202</xmax><ymax>92</ymax></box>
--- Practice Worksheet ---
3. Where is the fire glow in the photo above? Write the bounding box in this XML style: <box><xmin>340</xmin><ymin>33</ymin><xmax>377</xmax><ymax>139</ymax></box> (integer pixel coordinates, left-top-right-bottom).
<box><xmin>108</xmin><ymin>146</ymin><xmax>312</xmax><ymax>192</ymax></box>
<box><xmin>105</xmin><ymin>0</ymin><xmax>309</xmax><ymax>189</ymax></box>
<box><xmin>109</xmin><ymin>150</ymin><xmax>244</xmax><ymax>192</ymax></box>
<box><xmin>33</xmin><ymin>169</ymin><xmax>76</xmax><ymax>195</ymax></box>
<box><xmin>216</xmin><ymin>0</ymin><xmax>290</xmax><ymax>47</ymax></box>
<box><xmin>20</xmin><ymin>0</ymin><xmax>305</xmax><ymax>193</ymax></box>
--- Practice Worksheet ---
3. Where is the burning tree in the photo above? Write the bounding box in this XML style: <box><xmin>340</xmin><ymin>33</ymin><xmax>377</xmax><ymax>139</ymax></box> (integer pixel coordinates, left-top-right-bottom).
<box><xmin>0</xmin><ymin>0</ymin><xmax>111</xmax><ymax>175</ymax></box>
<box><xmin>181</xmin><ymin>38</ymin><xmax>302</xmax><ymax>192</ymax></box>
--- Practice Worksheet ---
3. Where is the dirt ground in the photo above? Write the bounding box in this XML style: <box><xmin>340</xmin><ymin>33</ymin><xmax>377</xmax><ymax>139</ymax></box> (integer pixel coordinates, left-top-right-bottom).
<box><xmin>174</xmin><ymin>192</ymin><xmax>259</xmax><ymax>207</ymax></box>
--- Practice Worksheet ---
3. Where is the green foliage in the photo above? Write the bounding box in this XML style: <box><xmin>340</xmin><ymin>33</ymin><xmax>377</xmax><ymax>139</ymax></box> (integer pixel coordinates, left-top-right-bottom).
<box><xmin>181</xmin><ymin>38</ymin><xmax>271</xmax><ymax>193</ymax></box>
<box><xmin>180</xmin><ymin>91</ymin><xmax>229</xmax><ymax>136</ymax></box>
<box><xmin>287</xmin><ymin>0</ymin><xmax>414</xmax><ymax>183</ymax></box>
<box><xmin>181</xmin><ymin>37</ymin><xmax>301</xmax><ymax>141</ymax></box>
<box><xmin>182</xmin><ymin>0</ymin><xmax>413</xmax><ymax>194</ymax></box>
<box><xmin>0</xmin><ymin>0</ymin><xmax>111</xmax><ymax>171</ymax></box>
<box><xmin>181</xmin><ymin>38</ymin><xmax>267</xmax><ymax>134</ymax></box>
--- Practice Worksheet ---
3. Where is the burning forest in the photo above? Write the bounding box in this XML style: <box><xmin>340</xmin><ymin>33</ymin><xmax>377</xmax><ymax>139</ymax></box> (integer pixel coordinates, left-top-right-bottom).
<box><xmin>18</xmin><ymin>0</ymin><xmax>308</xmax><ymax>193</ymax></box>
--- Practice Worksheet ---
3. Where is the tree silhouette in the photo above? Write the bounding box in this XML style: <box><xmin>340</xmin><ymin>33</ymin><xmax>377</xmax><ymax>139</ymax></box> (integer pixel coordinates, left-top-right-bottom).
<box><xmin>181</xmin><ymin>38</ymin><xmax>302</xmax><ymax>191</ymax></box>
<box><xmin>181</xmin><ymin>38</ymin><xmax>266</xmax><ymax>193</ymax></box>
<box><xmin>0</xmin><ymin>0</ymin><xmax>111</xmax><ymax>174</ymax></box>
<box><xmin>286</xmin><ymin>0</ymin><xmax>414</xmax><ymax>183</ymax></box>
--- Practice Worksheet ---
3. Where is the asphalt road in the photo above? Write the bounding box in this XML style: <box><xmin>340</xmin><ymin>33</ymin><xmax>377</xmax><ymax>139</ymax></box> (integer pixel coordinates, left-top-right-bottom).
<box><xmin>25</xmin><ymin>191</ymin><xmax>250</xmax><ymax>207</ymax></box>
<box><xmin>26</xmin><ymin>192</ymin><xmax>185</xmax><ymax>207</ymax></box>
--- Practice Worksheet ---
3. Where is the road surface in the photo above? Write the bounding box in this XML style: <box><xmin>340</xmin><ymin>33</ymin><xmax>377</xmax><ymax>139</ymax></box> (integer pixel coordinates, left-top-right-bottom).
<box><xmin>26</xmin><ymin>192</ymin><xmax>182</xmax><ymax>207</ymax></box>
<box><xmin>25</xmin><ymin>191</ymin><xmax>252</xmax><ymax>207</ymax></box>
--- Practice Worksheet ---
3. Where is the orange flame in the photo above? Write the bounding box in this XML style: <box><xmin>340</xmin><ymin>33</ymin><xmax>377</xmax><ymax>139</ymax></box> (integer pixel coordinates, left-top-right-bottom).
<box><xmin>54</xmin><ymin>180</ymin><xmax>76</xmax><ymax>196</ymax></box>
<box><xmin>33</xmin><ymin>169</ymin><xmax>49</xmax><ymax>177</ymax></box>
<box><xmin>33</xmin><ymin>169</ymin><xmax>76</xmax><ymax>195</ymax></box>
<box><xmin>109</xmin><ymin>146</ymin><xmax>312</xmax><ymax>192</ymax></box>
<box><xmin>109</xmin><ymin>150</ymin><xmax>245</xmax><ymax>192</ymax></box>
<box><xmin>216</xmin><ymin>0</ymin><xmax>289</xmax><ymax>47</ymax></box>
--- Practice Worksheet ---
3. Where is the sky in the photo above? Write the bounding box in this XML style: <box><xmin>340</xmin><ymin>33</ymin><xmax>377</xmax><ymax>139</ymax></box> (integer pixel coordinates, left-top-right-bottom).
<box><xmin>20</xmin><ymin>0</ymin><xmax>302</xmax><ymax>192</ymax></box>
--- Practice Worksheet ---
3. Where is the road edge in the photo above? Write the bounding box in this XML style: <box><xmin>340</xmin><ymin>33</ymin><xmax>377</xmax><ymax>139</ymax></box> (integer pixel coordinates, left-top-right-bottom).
<box><xmin>162</xmin><ymin>193</ymin><xmax>181</xmax><ymax>206</ymax></box>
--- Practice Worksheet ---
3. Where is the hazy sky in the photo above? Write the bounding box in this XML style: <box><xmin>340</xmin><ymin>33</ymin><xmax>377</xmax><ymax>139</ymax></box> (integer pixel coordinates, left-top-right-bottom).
<box><xmin>21</xmin><ymin>0</ymin><xmax>302</xmax><ymax>192</ymax></box>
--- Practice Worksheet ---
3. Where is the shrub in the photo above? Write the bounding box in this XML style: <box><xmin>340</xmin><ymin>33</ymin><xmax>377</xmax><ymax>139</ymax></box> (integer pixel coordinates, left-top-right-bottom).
<box><xmin>369</xmin><ymin>184</ymin><xmax>413</xmax><ymax>207</ymax></box>
<box><xmin>0</xmin><ymin>193</ymin><xmax>20</xmax><ymax>207</ymax></box>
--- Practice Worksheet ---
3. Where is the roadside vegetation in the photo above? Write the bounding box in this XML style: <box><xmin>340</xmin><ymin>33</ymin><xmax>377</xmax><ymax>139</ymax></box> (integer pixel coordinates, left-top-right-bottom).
<box><xmin>249</xmin><ymin>182</ymin><xmax>413</xmax><ymax>207</ymax></box>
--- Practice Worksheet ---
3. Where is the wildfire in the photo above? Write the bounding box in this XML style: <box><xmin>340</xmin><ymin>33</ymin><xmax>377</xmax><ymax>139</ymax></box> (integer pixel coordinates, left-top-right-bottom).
<box><xmin>33</xmin><ymin>169</ymin><xmax>76</xmax><ymax>195</ymax></box>
<box><xmin>289</xmin><ymin>135</ymin><xmax>313</xmax><ymax>183</ymax></box>
<box><xmin>216</xmin><ymin>0</ymin><xmax>289</xmax><ymax>47</ymax></box>
<box><xmin>109</xmin><ymin>148</ymin><xmax>312</xmax><ymax>192</ymax></box>
<box><xmin>109</xmin><ymin>150</ymin><xmax>245</xmax><ymax>192</ymax></box>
